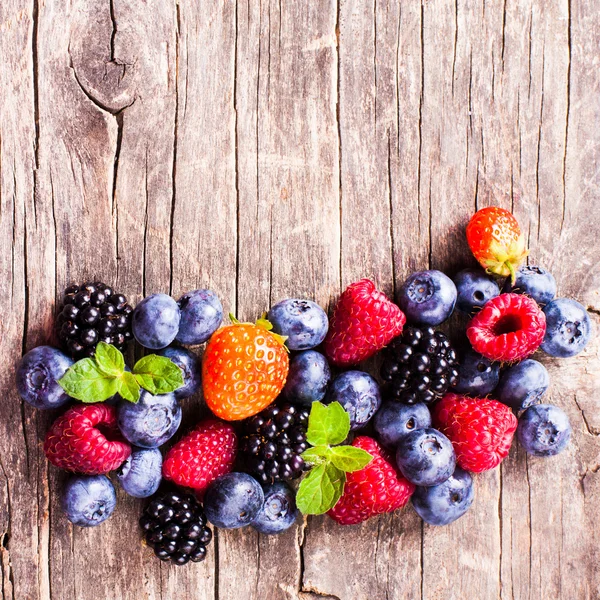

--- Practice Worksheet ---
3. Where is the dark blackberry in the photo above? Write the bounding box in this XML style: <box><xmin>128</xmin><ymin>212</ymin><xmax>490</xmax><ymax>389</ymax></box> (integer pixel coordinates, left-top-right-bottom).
<box><xmin>140</xmin><ymin>491</ymin><xmax>212</xmax><ymax>565</ymax></box>
<box><xmin>57</xmin><ymin>281</ymin><xmax>133</xmax><ymax>359</ymax></box>
<box><xmin>240</xmin><ymin>402</ymin><xmax>310</xmax><ymax>484</ymax></box>
<box><xmin>381</xmin><ymin>325</ymin><xmax>459</xmax><ymax>405</ymax></box>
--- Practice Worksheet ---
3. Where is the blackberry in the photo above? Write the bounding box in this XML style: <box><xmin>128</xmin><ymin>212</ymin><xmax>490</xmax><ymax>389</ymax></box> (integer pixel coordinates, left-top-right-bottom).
<box><xmin>380</xmin><ymin>325</ymin><xmax>459</xmax><ymax>405</ymax></box>
<box><xmin>140</xmin><ymin>491</ymin><xmax>212</xmax><ymax>566</ymax></box>
<box><xmin>240</xmin><ymin>402</ymin><xmax>310</xmax><ymax>484</ymax></box>
<box><xmin>57</xmin><ymin>281</ymin><xmax>133</xmax><ymax>359</ymax></box>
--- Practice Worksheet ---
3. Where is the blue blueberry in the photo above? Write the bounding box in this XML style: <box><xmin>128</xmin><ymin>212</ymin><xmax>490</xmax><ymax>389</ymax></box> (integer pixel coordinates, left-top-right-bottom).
<box><xmin>175</xmin><ymin>289</ymin><xmax>223</xmax><ymax>345</ymax></box>
<box><xmin>327</xmin><ymin>370</ymin><xmax>381</xmax><ymax>430</ymax></box>
<box><xmin>204</xmin><ymin>472</ymin><xmax>264</xmax><ymax>529</ymax></box>
<box><xmin>503</xmin><ymin>265</ymin><xmax>557</xmax><ymax>305</ymax></box>
<box><xmin>116</xmin><ymin>447</ymin><xmax>162</xmax><ymax>498</ymax></box>
<box><xmin>411</xmin><ymin>467</ymin><xmax>474</xmax><ymax>526</ymax></box>
<box><xmin>452</xmin><ymin>350</ymin><xmax>500</xmax><ymax>397</ymax></box>
<box><xmin>397</xmin><ymin>270</ymin><xmax>457</xmax><ymax>326</ymax></box>
<box><xmin>251</xmin><ymin>482</ymin><xmax>298</xmax><ymax>535</ymax></box>
<box><xmin>16</xmin><ymin>346</ymin><xmax>74</xmax><ymax>410</ymax></box>
<box><xmin>453</xmin><ymin>268</ymin><xmax>500</xmax><ymax>315</ymax></box>
<box><xmin>61</xmin><ymin>475</ymin><xmax>116</xmax><ymax>527</ymax></box>
<box><xmin>540</xmin><ymin>298</ymin><xmax>592</xmax><ymax>358</ymax></box>
<box><xmin>267</xmin><ymin>299</ymin><xmax>329</xmax><ymax>351</ymax></box>
<box><xmin>496</xmin><ymin>359</ymin><xmax>549</xmax><ymax>412</ymax></box>
<box><xmin>132</xmin><ymin>293</ymin><xmax>181</xmax><ymax>350</ymax></box>
<box><xmin>517</xmin><ymin>404</ymin><xmax>572</xmax><ymax>457</ymax></box>
<box><xmin>117</xmin><ymin>390</ymin><xmax>181</xmax><ymax>448</ymax></box>
<box><xmin>283</xmin><ymin>350</ymin><xmax>331</xmax><ymax>405</ymax></box>
<box><xmin>158</xmin><ymin>346</ymin><xmax>201</xmax><ymax>400</ymax></box>
<box><xmin>373</xmin><ymin>402</ymin><xmax>431</xmax><ymax>449</ymax></box>
<box><xmin>396</xmin><ymin>427</ymin><xmax>456</xmax><ymax>486</ymax></box>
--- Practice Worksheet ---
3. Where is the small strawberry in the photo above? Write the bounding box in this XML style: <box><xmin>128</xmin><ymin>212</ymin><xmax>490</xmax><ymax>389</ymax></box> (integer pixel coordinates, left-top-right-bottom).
<box><xmin>324</xmin><ymin>279</ymin><xmax>406</xmax><ymax>367</ymax></box>
<box><xmin>44</xmin><ymin>404</ymin><xmax>131</xmax><ymax>475</ymax></box>
<box><xmin>467</xmin><ymin>293</ymin><xmax>546</xmax><ymax>362</ymax></box>
<box><xmin>162</xmin><ymin>419</ymin><xmax>237</xmax><ymax>494</ymax></box>
<box><xmin>432</xmin><ymin>393</ymin><xmax>518</xmax><ymax>473</ymax></box>
<box><xmin>466</xmin><ymin>207</ymin><xmax>528</xmax><ymax>283</ymax></box>
<box><xmin>328</xmin><ymin>436</ymin><xmax>415</xmax><ymax>525</ymax></box>
<box><xmin>202</xmin><ymin>316</ymin><xmax>289</xmax><ymax>421</ymax></box>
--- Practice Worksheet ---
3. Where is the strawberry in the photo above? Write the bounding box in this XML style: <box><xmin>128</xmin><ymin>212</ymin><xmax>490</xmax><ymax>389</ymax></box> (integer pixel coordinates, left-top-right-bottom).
<box><xmin>328</xmin><ymin>436</ymin><xmax>415</xmax><ymax>525</ymax></box>
<box><xmin>202</xmin><ymin>316</ymin><xmax>289</xmax><ymax>421</ymax></box>
<box><xmin>466</xmin><ymin>207</ymin><xmax>528</xmax><ymax>283</ymax></box>
<box><xmin>432</xmin><ymin>393</ymin><xmax>518</xmax><ymax>473</ymax></box>
<box><xmin>324</xmin><ymin>279</ymin><xmax>406</xmax><ymax>367</ymax></box>
<box><xmin>162</xmin><ymin>419</ymin><xmax>237</xmax><ymax>494</ymax></box>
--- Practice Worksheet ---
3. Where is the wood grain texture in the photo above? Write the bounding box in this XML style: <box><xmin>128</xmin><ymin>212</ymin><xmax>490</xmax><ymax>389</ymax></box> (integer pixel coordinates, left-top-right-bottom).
<box><xmin>1</xmin><ymin>0</ymin><xmax>599</xmax><ymax>598</ymax></box>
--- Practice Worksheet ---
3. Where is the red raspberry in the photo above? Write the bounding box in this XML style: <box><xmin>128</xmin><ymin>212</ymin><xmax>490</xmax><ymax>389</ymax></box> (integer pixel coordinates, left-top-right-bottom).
<box><xmin>324</xmin><ymin>279</ymin><xmax>406</xmax><ymax>367</ymax></box>
<box><xmin>432</xmin><ymin>393</ymin><xmax>518</xmax><ymax>473</ymax></box>
<box><xmin>44</xmin><ymin>404</ymin><xmax>131</xmax><ymax>475</ymax></box>
<box><xmin>466</xmin><ymin>293</ymin><xmax>545</xmax><ymax>362</ymax></box>
<box><xmin>162</xmin><ymin>419</ymin><xmax>237</xmax><ymax>495</ymax></box>
<box><xmin>328</xmin><ymin>436</ymin><xmax>415</xmax><ymax>525</ymax></box>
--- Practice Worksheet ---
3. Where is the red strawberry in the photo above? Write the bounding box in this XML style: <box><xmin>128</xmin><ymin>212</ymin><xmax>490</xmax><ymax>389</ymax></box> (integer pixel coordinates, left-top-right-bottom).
<box><xmin>44</xmin><ymin>404</ymin><xmax>131</xmax><ymax>475</ymax></box>
<box><xmin>328</xmin><ymin>436</ymin><xmax>414</xmax><ymax>525</ymax></box>
<box><xmin>324</xmin><ymin>279</ymin><xmax>406</xmax><ymax>367</ymax></box>
<box><xmin>466</xmin><ymin>206</ymin><xmax>528</xmax><ymax>283</ymax></box>
<box><xmin>162</xmin><ymin>419</ymin><xmax>237</xmax><ymax>495</ymax></box>
<box><xmin>432</xmin><ymin>393</ymin><xmax>518</xmax><ymax>473</ymax></box>
<box><xmin>467</xmin><ymin>293</ymin><xmax>546</xmax><ymax>362</ymax></box>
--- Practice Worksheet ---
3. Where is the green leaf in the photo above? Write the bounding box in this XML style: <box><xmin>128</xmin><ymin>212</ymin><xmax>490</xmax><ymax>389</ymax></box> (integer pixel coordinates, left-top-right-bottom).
<box><xmin>58</xmin><ymin>358</ymin><xmax>119</xmax><ymax>403</ymax></box>
<box><xmin>328</xmin><ymin>446</ymin><xmax>373</xmax><ymax>473</ymax></box>
<box><xmin>133</xmin><ymin>354</ymin><xmax>184</xmax><ymax>395</ymax></box>
<box><xmin>296</xmin><ymin>463</ymin><xmax>346</xmax><ymax>515</ymax></box>
<box><xmin>301</xmin><ymin>445</ymin><xmax>331</xmax><ymax>466</ymax></box>
<box><xmin>94</xmin><ymin>342</ymin><xmax>125</xmax><ymax>377</ymax></box>
<box><xmin>117</xmin><ymin>371</ymin><xmax>141</xmax><ymax>403</ymax></box>
<box><xmin>306</xmin><ymin>401</ymin><xmax>350</xmax><ymax>447</ymax></box>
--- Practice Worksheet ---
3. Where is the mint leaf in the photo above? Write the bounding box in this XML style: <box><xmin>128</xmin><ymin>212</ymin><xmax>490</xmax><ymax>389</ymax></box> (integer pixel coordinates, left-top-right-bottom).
<box><xmin>58</xmin><ymin>358</ymin><xmax>119</xmax><ymax>402</ymax></box>
<box><xmin>94</xmin><ymin>342</ymin><xmax>125</xmax><ymax>377</ymax></box>
<box><xmin>301</xmin><ymin>446</ymin><xmax>331</xmax><ymax>466</ymax></box>
<box><xmin>306</xmin><ymin>401</ymin><xmax>350</xmax><ymax>447</ymax></box>
<box><xmin>117</xmin><ymin>371</ymin><xmax>141</xmax><ymax>403</ymax></box>
<box><xmin>328</xmin><ymin>446</ymin><xmax>373</xmax><ymax>472</ymax></box>
<box><xmin>296</xmin><ymin>463</ymin><xmax>346</xmax><ymax>515</ymax></box>
<box><xmin>133</xmin><ymin>354</ymin><xmax>184</xmax><ymax>395</ymax></box>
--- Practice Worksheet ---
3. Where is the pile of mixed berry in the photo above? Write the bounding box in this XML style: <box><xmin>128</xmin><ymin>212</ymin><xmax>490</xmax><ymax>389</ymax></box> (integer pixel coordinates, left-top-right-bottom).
<box><xmin>15</xmin><ymin>207</ymin><xmax>592</xmax><ymax>565</ymax></box>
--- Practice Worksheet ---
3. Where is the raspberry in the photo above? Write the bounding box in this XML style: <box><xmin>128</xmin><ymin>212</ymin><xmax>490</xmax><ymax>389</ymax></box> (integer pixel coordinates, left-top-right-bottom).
<box><xmin>466</xmin><ymin>293</ymin><xmax>546</xmax><ymax>362</ymax></box>
<box><xmin>324</xmin><ymin>279</ymin><xmax>406</xmax><ymax>367</ymax></box>
<box><xmin>328</xmin><ymin>436</ymin><xmax>415</xmax><ymax>525</ymax></box>
<box><xmin>44</xmin><ymin>404</ymin><xmax>131</xmax><ymax>475</ymax></box>
<box><xmin>162</xmin><ymin>419</ymin><xmax>237</xmax><ymax>495</ymax></box>
<box><xmin>432</xmin><ymin>393</ymin><xmax>518</xmax><ymax>473</ymax></box>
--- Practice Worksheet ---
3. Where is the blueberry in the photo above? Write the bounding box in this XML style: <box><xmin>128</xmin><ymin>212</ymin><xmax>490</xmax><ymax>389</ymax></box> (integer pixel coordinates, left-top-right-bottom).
<box><xmin>411</xmin><ymin>467</ymin><xmax>474</xmax><ymax>526</ymax></box>
<box><xmin>452</xmin><ymin>350</ymin><xmax>500</xmax><ymax>397</ymax></box>
<box><xmin>158</xmin><ymin>346</ymin><xmax>201</xmax><ymax>400</ymax></box>
<box><xmin>453</xmin><ymin>268</ymin><xmax>500</xmax><ymax>315</ymax></box>
<box><xmin>540</xmin><ymin>298</ymin><xmax>592</xmax><ymax>358</ymax></box>
<box><xmin>396</xmin><ymin>427</ymin><xmax>456</xmax><ymax>486</ymax></box>
<box><xmin>327</xmin><ymin>371</ymin><xmax>381</xmax><ymax>430</ymax></box>
<box><xmin>175</xmin><ymin>289</ymin><xmax>223</xmax><ymax>345</ymax></box>
<box><xmin>283</xmin><ymin>350</ymin><xmax>331</xmax><ymax>405</ymax></box>
<box><xmin>117</xmin><ymin>390</ymin><xmax>181</xmax><ymax>448</ymax></box>
<box><xmin>16</xmin><ymin>346</ymin><xmax>74</xmax><ymax>410</ymax></box>
<box><xmin>204</xmin><ymin>473</ymin><xmax>264</xmax><ymax>529</ymax></box>
<box><xmin>373</xmin><ymin>402</ymin><xmax>432</xmax><ymax>448</ymax></box>
<box><xmin>267</xmin><ymin>299</ymin><xmax>329</xmax><ymax>350</ymax></box>
<box><xmin>251</xmin><ymin>482</ymin><xmax>298</xmax><ymax>535</ymax></box>
<box><xmin>132</xmin><ymin>294</ymin><xmax>181</xmax><ymax>350</ymax></box>
<box><xmin>517</xmin><ymin>404</ymin><xmax>571</xmax><ymax>457</ymax></box>
<box><xmin>496</xmin><ymin>359</ymin><xmax>549</xmax><ymax>412</ymax></box>
<box><xmin>503</xmin><ymin>265</ymin><xmax>557</xmax><ymax>306</ymax></box>
<box><xmin>397</xmin><ymin>270</ymin><xmax>457</xmax><ymax>326</ymax></box>
<box><xmin>61</xmin><ymin>475</ymin><xmax>116</xmax><ymax>527</ymax></box>
<box><xmin>116</xmin><ymin>447</ymin><xmax>162</xmax><ymax>498</ymax></box>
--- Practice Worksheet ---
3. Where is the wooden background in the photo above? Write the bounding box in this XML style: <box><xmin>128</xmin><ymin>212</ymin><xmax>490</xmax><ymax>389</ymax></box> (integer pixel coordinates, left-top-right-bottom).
<box><xmin>1</xmin><ymin>0</ymin><xmax>599</xmax><ymax>598</ymax></box>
